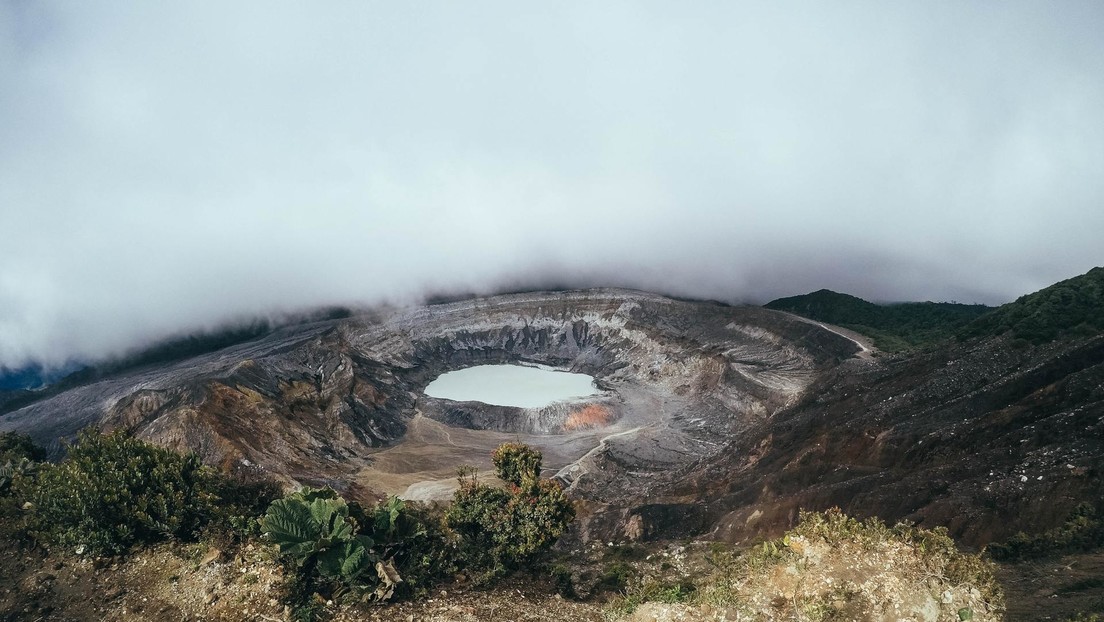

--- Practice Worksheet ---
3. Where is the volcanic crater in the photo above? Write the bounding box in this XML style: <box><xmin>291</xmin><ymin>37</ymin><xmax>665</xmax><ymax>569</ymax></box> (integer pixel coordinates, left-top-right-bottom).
<box><xmin>0</xmin><ymin>289</ymin><xmax>861</xmax><ymax>542</ymax></box>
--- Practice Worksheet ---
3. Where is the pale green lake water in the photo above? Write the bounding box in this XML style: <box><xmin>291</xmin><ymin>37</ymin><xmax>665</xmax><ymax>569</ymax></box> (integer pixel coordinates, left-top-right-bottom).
<box><xmin>423</xmin><ymin>364</ymin><xmax>597</xmax><ymax>408</ymax></box>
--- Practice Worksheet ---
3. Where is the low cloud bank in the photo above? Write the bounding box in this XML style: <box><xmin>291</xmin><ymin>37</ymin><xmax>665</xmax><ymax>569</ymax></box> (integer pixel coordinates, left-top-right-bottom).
<box><xmin>2</xmin><ymin>2</ymin><xmax>1102</xmax><ymax>368</ymax></box>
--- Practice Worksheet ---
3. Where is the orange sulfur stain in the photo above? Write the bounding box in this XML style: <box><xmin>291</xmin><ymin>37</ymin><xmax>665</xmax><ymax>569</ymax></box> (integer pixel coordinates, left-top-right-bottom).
<box><xmin>563</xmin><ymin>405</ymin><xmax>613</xmax><ymax>431</ymax></box>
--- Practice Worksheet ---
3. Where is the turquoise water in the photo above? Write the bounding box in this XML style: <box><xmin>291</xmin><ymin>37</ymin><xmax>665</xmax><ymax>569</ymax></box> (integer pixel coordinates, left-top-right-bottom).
<box><xmin>423</xmin><ymin>364</ymin><xmax>597</xmax><ymax>408</ymax></box>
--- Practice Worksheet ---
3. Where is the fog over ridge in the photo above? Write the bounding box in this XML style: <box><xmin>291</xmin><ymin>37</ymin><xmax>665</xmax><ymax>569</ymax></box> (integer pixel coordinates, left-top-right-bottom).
<box><xmin>2</xmin><ymin>2</ymin><xmax>1103</xmax><ymax>369</ymax></box>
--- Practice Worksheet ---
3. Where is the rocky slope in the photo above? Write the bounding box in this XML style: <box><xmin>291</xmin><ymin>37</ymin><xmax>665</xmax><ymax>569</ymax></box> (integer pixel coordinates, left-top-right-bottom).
<box><xmin>0</xmin><ymin>289</ymin><xmax>857</xmax><ymax>540</ymax></box>
<box><xmin>675</xmin><ymin>271</ymin><xmax>1104</xmax><ymax>548</ymax></box>
<box><xmin>2</xmin><ymin>282</ymin><xmax>1101</xmax><ymax>551</ymax></box>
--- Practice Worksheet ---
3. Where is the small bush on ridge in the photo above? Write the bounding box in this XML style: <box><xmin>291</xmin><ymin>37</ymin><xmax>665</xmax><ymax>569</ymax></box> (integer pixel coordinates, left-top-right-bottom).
<box><xmin>491</xmin><ymin>442</ymin><xmax>542</xmax><ymax>486</ymax></box>
<box><xmin>15</xmin><ymin>429</ymin><xmax>279</xmax><ymax>556</ymax></box>
<box><xmin>0</xmin><ymin>432</ymin><xmax>46</xmax><ymax>463</ymax></box>
<box><xmin>19</xmin><ymin>430</ymin><xmax>216</xmax><ymax>554</ymax></box>
<box><xmin>446</xmin><ymin>444</ymin><xmax>575</xmax><ymax>581</ymax></box>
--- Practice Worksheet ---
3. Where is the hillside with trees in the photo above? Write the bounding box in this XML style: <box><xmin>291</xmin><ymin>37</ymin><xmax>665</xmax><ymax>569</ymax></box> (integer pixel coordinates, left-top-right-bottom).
<box><xmin>764</xmin><ymin>289</ymin><xmax>993</xmax><ymax>352</ymax></box>
<box><xmin>960</xmin><ymin>267</ymin><xmax>1104</xmax><ymax>344</ymax></box>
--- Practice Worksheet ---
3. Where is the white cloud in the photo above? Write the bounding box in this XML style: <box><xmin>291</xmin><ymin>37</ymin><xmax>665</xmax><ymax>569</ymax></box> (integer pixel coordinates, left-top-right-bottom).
<box><xmin>2</xmin><ymin>1</ymin><xmax>1103</xmax><ymax>367</ymax></box>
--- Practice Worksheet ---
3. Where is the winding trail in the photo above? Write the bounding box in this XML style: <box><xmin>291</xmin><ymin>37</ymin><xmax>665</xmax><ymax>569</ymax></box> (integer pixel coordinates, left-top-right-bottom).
<box><xmin>776</xmin><ymin>311</ymin><xmax>878</xmax><ymax>360</ymax></box>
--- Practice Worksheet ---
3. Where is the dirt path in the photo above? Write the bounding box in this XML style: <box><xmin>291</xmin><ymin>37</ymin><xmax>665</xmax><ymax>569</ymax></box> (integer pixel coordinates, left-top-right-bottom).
<box><xmin>775</xmin><ymin>311</ymin><xmax>878</xmax><ymax>360</ymax></box>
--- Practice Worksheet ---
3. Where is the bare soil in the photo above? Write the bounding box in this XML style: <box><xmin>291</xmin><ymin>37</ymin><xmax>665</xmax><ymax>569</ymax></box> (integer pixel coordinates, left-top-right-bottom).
<box><xmin>997</xmin><ymin>551</ymin><xmax>1104</xmax><ymax>620</ymax></box>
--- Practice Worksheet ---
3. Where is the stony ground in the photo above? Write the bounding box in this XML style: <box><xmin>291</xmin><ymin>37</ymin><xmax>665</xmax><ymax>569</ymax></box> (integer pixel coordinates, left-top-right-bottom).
<box><xmin>0</xmin><ymin>535</ymin><xmax>605</xmax><ymax>622</ymax></box>
<box><xmin>11</xmin><ymin>530</ymin><xmax>1098</xmax><ymax>622</ymax></box>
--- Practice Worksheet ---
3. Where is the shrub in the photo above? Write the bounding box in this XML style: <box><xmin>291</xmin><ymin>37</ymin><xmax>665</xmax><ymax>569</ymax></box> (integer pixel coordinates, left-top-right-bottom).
<box><xmin>0</xmin><ymin>434</ymin><xmax>45</xmax><ymax>538</ymax></box>
<box><xmin>447</xmin><ymin>444</ymin><xmax>575</xmax><ymax>581</ymax></box>
<box><xmin>0</xmin><ymin>457</ymin><xmax>37</xmax><ymax>496</ymax></box>
<box><xmin>16</xmin><ymin>429</ymin><xmax>278</xmax><ymax>556</ymax></box>
<box><xmin>18</xmin><ymin>430</ymin><xmax>218</xmax><ymax>555</ymax></box>
<box><xmin>988</xmin><ymin>502</ymin><xmax>1104</xmax><ymax>561</ymax></box>
<box><xmin>597</xmin><ymin>561</ymin><xmax>632</xmax><ymax>592</ymax></box>
<box><xmin>445</xmin><ymin>477</ymin><xmax>515</xmax><ymax>578</ymax></box>
<box><xmin>262</xmin><ymin>487</ymin><xmax>451</xmax><ymax>606</ymax></box>
<box><xmin>262</xmin><ymin>486</ymin><xmax>399</xmax><ymax>601</ymax></box>
<box><xmin>0</xmin><ymin>432</ymin><xmax>44</xmax><ymax>500</ymax></box>
<box><xmin>354</xmin><ymin>496</ymin><xmax>454</xmax><ymax>596</ymax></box>
<box><xmin>550</xmin><ymin>563</ymin><xmax>578</xmax><ymax>598</ymax></box>
<box><xmin>491</xmin><ymin>442</ymin><xmax>542</xmax><ymax>486</ymax></box>
<box><xmin>605</xmin><ymin>580</ymin><xmax>696</xmax><ymax>617</ymax></box>
<box><xmin>0</xmin><ymin>432</ymin><xmax>46</xmax><ymax>463</ymax></box>
<box><xmin>787</xmin><ymin>508</ymin><xmax>1001</xmax><ymax>599</ymax></box>
<box><xmin>202</xmin><ymin>463</ymin><xmax>284</xmax><ymax>546</ymax></box>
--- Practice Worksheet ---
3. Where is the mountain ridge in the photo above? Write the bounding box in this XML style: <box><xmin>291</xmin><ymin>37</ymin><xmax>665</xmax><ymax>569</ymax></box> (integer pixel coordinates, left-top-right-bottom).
<box><xmin>764</xmin><ymin>289</ymin><xmax>994</xmax><ymax>352</ymax></box>
<box><xmin>1</xmin><ymin>273</ymin><xmax>1101</xmax><ymax>549</ymax></box>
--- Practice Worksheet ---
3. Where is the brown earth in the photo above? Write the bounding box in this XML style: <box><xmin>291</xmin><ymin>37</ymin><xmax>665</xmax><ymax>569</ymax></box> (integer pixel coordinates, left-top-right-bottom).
<box><xmin>8</xmin><ymin>535</ymin><xmax>1098</xmax><ymax>622</ymax></box>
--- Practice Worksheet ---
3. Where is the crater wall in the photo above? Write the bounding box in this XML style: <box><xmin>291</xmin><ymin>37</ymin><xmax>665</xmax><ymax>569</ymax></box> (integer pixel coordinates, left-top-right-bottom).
<box><xmin>0</xmin><ymin>289</ymin><xmax>861</xmax><ymax>540</ymax></box>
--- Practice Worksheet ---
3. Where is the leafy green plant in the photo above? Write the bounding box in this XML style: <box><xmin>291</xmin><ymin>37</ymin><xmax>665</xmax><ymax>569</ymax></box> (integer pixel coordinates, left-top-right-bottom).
<box><xmin>446</xmin><ymin>443</ymin><xmax>575</xmax><ymax>582</ymax></box>
<box><xmin>491</xmin><ymin>442</ymin><xmax>542</xmax><ymax>486</ymax></box>
<box><xmin>550</xmin><ymin>563</ymin><xmax>578</xmax><ymax>599</ymax></box>
<box><xmin>0</xmin><ymin>457</ymin><xmax>37</xmax><ymax>495</ymax></box>
<box><xmin>18</xmin><ymin>429</ymin><xmax>218</xmax><ymax>555</ymax></box>
<box><xmin>0</xmin><ymin>432</ymin><xmax>46</xmax><ymax>463</ymax></box>
<box><xmin>597</xmin><ymin>561</ymin><xmax>632</xmax><ymax>592</ymax></box>
<box><xmin>260</xmin><ymin>486</ymin><xmax>455</xmax><ymax>608</ymax></box>
<box><xmin>201</xmin><ymin>463</ymin><xmax>283</xmax><ymax>546</ymax></box>
<box><xmin>355</xmin><ymin>496</ymin><xmax>453</xmax><ymax>595</ymax></box>
<box><xmin>262</xmin><ymin>486</ymin><xmax>400</xmax><ymax>600</ymax></box>
<box><xmin>14</xmin><ymin>430</ymin><xmax>279</xmax><ymax>555</ymax></box>
<box><xmin>604</xmin><ymin>580</ymin><xmax>696</xmax><ymax>617</ymax></box>
<box><xmin>445</xmin><ymin>479</ymin><xmax>515</xmax><ymax>579</ymax></box>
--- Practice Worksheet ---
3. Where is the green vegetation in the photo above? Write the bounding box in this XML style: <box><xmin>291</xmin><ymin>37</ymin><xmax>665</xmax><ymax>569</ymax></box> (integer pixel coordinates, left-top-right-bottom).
<box><xmin>0</xmin><ymin>457</ymin><xmax>36</xmax><ymax>495</ymax></box>
<box><xmin>0</xmin><ymin>431</ymin><xmax>47</xmax><ymax>463</ymax></box>
<box><xmin>961</xmin><ymin>267</ymin><xmax>1104</xmax><ymax>344</ymax></box>
<box><xmin>988</xmin><ymin>502</ymin><xmax>1104</xmax><ymax>562</ymax></box>
<box><xmin>765</xmin><ymin>289</ymin><xmax>993</xmax><ymax>352</ymax></box>
<box><xmin>0</xmin><ymin>432</ymin><xmax>44</xmax><ymax>531</ymax></box>
<box><xmin>10</xmin><ymin>429</ymin><xmax>278</xmax><ymax>555</ymax></box>
<box><xmin>19</xmin><ymin>430</ymin><xmax>215</xmax><ymax>554</ymax></box>
<box><xmin>708</xmin><ymin>507</ymin><xmax>997</xmax><ymax>588</ymax></box>
<box><xmin>550</xmin><ymin>563</ymin><xmax>578</xmax><ymax>598</ymax></box>
<box><xmin>0</xmin><ymin>431</ymin><xmax>576</xmax><ymax>619</ymax></box>
<box><xmin>258</xmin><ymin>441</ymin><xmax>574</xmax><ymax>617</ymax></box>
<box><xmin>597</xmin><ymin>560</ymin><xmax>633</xmax><ymax>592</ymax></box>
<box><xmin>491</xmin><ymin>441</ymin><xmax>543</xmax><ymax>486</ymax></box>
<box><xmin>262</xmin><ymin>487</ymin><xmax>406</xmax><ymax>603</ymax></box>
<box><xmin>604</xmin><ymin>579</ymin><xmax>696</xmax><ymax>618</ymax></box>
<box><xmin>260</xmin><ymin>487</ymin><xmax>458</xmax><ymax>609</ymax></box>
<box><xmin>606</xmin><ymin>508</ymin><xmax>1003</xmax><ymax>620</ymax></box>
<box><xmin>446</xmin><ymin>445</ymin><xmax>576</xmax><ymax>581</ymax></box>
<box><xmin>0</xmin><ymin>432</ymin><xmax>44</xmax><ymax>496</ymax></box>
<box><xmin>351</xmin><ymin>495</ymin><xmax>454</xmax><ymax>596</ymax></box>
<box><xmin>786</xmin><ymin>509</ymin><xmax>1001</xmax><ymax>598</ymax></box>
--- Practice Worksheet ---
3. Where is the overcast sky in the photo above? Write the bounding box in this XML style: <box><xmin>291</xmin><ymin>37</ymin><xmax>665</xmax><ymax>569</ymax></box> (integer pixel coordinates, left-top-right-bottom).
<box><xmin>2</xmin><ymin>2</ymin><xmax>1103</xmax><ymax>369</ymax></box>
